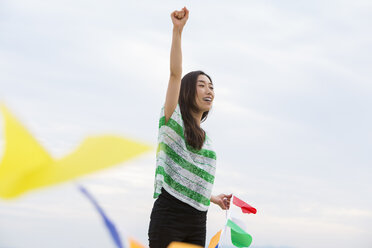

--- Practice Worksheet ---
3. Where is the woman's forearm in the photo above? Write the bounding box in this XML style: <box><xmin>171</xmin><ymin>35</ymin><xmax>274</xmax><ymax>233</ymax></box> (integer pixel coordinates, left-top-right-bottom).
<box><xmin>170</xmin><ymin>27</ymin><xmax>183</xmax><ymax>78</ymax></box>
<box><xmin>210</xmin><ymin>195</ymin><xmax>217</xmax><ymax>204</ymax></box>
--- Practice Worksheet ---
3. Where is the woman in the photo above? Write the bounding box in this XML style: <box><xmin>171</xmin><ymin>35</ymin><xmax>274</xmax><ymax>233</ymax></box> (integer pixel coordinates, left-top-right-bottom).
<box><xmin>148</xmin><ymin>7</ymin><xmax>232</xmax><ymax>248</ymax></box>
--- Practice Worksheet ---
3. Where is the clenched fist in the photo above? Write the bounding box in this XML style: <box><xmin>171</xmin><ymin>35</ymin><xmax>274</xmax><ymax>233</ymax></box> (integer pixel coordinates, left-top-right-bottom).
<box><xmin>171</xmin><ymin>6</ymin><xmax>189</xmax><ymax>30</ymax></box>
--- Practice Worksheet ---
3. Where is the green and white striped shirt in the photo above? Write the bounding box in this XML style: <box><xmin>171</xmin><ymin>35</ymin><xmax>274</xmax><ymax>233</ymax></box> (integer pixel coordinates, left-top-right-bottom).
<box><xmin>154</xmin><ymin>104</ymin><xmax>217</xmax><ymax>211</ymax></box>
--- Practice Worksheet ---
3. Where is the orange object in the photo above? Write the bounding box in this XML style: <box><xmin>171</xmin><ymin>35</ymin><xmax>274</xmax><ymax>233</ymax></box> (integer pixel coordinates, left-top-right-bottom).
<box><xmin>168</xmin><ymin>241</ymin><xmax>203</xmax><ymax>248</ymax></box>
<box><xmin>129</xmin><ymin>238</ymin><xmax>146</xmax><ymax>248</ymax></box>
<box><xmin>208</xmin><ymin>230</ymin><xmax>222</xmax><ymax>248</ymax></box>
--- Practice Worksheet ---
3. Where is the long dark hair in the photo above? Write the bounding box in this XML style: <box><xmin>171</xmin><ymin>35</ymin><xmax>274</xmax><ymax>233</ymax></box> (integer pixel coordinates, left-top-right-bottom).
<box><xmin>179</xmin><ymin>70</ymin><xmax>213</xmax><ymax>150</ymax></box>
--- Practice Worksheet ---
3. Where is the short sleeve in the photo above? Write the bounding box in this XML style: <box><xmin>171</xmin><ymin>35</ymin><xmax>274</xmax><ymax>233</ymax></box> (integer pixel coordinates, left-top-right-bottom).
<box><xmin>158</xmin><ymin>104</ymin><xmax>183</xmax><ymax>129</ymax></box>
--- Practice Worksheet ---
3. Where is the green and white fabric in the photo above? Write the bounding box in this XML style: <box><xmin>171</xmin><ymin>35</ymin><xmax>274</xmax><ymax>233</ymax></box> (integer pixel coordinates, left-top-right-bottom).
<box><xmin>153</xmin><ymin>104</ymin><xmax>217</xmax><ymax>211</ymax></box>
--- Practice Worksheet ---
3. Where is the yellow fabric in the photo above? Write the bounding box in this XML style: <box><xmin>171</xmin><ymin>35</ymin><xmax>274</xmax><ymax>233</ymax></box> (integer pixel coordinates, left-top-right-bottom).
<box><xmin>129</xmin><ymin>238</ymin><xmax>145</xmax><ymax>248</ymax></box>
<box><xmin>208</xmin><ymin>230</ymin><xmax>222</xmax><ymax>248</ymax></box>
<box><xmin>168</xmin><ymin>242</ymin><xmax>203</xmax><ymax>248</ymax></box>
<box><xmin>0</xmin><ymin>105</ymin><xmax>151</xmax><ymax>199</ymax></box>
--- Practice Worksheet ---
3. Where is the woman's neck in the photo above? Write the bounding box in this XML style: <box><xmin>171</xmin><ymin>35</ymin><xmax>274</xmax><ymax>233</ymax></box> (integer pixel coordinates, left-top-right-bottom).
<box><xmin>191</xmin><ymin>111</ymin><xmax>203</xmax><ymax>126</ymax></box>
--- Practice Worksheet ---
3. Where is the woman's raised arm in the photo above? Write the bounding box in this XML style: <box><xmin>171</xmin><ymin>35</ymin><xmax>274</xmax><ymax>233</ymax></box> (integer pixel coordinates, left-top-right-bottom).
<box><xmin>164</xmin><ymin>7</ymin><xmax>189</xmax><ymax>124</ymax></box>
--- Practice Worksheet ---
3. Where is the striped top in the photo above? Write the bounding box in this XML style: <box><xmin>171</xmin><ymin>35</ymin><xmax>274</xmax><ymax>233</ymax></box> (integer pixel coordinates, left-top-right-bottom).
<box><xmin>154</xmin><ymin>104</ymin><xmax>217</xmax><ymax>211</ymax></box>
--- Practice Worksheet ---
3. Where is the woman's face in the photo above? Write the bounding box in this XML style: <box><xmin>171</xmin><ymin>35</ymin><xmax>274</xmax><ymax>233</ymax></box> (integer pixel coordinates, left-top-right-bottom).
<box><xmin>195</xmin><ymin>74</ymin><xmax>214</xmax><ymax>113</ymax></box>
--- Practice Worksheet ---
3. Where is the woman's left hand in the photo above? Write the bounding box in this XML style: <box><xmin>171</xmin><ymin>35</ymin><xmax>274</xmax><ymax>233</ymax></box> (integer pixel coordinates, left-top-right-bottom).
<box><xmin>211</xmin><ymin>193</ymin><xmax>232</xmax><ymax>210</ymax></box>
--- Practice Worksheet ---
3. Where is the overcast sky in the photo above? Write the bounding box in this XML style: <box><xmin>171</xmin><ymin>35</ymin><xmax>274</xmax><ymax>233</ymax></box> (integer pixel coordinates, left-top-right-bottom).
<box><xmin>0</xmin><ymin>0</ymin><xmax>371</xmax><ymax>247</ymax></box>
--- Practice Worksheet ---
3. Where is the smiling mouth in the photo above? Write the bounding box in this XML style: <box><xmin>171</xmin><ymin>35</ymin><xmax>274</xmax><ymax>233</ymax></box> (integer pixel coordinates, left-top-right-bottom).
<box><xmin>203</xmin><ymin>97</ymin><xmax>212</xmax><ymax>102</ymax></box>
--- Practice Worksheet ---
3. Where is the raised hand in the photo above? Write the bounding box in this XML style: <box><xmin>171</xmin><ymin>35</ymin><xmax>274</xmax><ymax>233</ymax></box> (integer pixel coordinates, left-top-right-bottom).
<box><xmin>171</xmin><ymin>6</ymin><xmax>189</xmax><ymax>30</ymax></box>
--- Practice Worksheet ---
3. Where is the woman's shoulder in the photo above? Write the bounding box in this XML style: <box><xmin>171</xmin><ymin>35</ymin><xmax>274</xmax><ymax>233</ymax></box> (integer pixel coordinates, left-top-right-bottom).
<box><xmin>203</xmin><ymin>132</ymin><xmax>213</xmax><ymax>147</ymax></box>
<box><xmin>159</xmin><ymin>103</ymin><xmax>183</xmax><ymax>127</ymax></box>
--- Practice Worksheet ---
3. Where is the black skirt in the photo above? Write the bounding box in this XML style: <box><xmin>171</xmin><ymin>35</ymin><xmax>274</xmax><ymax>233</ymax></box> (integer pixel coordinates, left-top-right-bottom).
<box><xmin>148</xmin><ymin>188</ymin><xmax>207</xmax><ymax>248</ymax></box>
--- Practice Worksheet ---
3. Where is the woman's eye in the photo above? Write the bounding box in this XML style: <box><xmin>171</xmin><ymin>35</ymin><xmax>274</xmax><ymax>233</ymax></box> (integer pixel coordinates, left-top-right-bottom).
<box><xmin>198</xmin><ymin>84</ymin><xmax>204</xmax><ymax>87</ymax></box>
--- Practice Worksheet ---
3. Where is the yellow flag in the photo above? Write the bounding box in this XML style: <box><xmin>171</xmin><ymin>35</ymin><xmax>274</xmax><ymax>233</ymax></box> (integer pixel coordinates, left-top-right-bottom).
<box><xmin>208</xmin><ymin>230</ymin><xmax>222</xmax><ymax>248</ymax></box>
<box><xmin>0</xmin><ymin>105</ymin><xmax>151</xmax><ymax>199</ymax></box>
<box><xmin>168</xmin><ymin>242</ymin><xmax>203</xmax><ymax>248</ymax></box>
<box><xmin>129</xmin><ymin>238</ymin><xmax>146</xmax><ymax>248</ymax></box>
